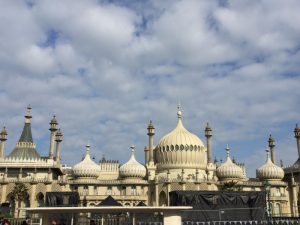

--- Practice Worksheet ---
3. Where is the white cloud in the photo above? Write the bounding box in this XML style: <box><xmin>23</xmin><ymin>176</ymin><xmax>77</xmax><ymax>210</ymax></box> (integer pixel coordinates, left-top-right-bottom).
<box><xmin>0</xmin><ymin>0</ymin><xmax>299</xmax><ymax>177</ymax></box>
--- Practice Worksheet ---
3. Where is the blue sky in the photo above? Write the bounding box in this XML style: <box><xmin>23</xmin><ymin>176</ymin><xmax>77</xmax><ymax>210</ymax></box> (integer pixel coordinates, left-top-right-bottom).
<box><xmin>0</xmin><ymin>0</ymin><xmax>299</xmax><ymax>177</ymax></box>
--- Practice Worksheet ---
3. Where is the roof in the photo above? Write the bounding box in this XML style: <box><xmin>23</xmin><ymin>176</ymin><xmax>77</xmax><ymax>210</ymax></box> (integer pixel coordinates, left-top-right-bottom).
<box><xmin>18</xmin><ymin>123</ymin><xmax>33</xmax><ymax>143</ymax></box>
<box><xmin>8</xmin><ymin>146</ymin><xmax>41</xmax><ymax>160</ymax></box>
<box><xmin>97</xmin><ymin>195</ymin><xmax>122</xmax><ymax>206</ymax></box>
<box><xmin>7</xmin><ymin>106</ymin><xmax>41</xmax><ymax>160</ymax></box>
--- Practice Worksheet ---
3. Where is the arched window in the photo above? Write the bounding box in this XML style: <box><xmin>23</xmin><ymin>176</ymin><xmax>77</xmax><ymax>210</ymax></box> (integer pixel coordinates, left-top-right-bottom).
<box><xmin>6</xmin><ymin>193</ymin><xmax>15</xmax><ymax>216</ymax></box>
<box><xmin>36</xmin><ymin>192</ymin><xmax>44</xmax><ymax>207</ymax></box>
<box><xmin>159</xmin><ymin>191</ymin><xmax>167</xmax><ymax>206</ymax></box>
<box><xmin>274</xmin><ymin>203</ymin><xmax>281</xmax><ymax>216</ymax></box>
<box><xmin>83</xmin><ymin>185</ymin><xmax>88</xmax><ymax>195</ymax></box>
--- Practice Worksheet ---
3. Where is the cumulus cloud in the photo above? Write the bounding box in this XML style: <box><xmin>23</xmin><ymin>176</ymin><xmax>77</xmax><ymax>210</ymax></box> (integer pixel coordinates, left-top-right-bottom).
<box><xmin>0</xmin><ymin>0</ymin><xmax>299</xmax><ymax>176</ymax></box>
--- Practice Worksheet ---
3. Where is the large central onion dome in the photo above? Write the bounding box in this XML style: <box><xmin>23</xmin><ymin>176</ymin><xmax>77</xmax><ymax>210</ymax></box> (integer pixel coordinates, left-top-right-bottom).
<box><xmin>256</xmin><ymin>150</ymin><xmax>284</xmax><ymax>181</ymax></box>
<box><xmin>217</xmin><ymin>145</ymin><xmax>244</xmax><ymax>181</ymax></box>
<box><xmin>120</xmin><ymin>145</ymin><xmax>147</xmax><ymax>179</ymax></box>
<box><xmin>155</xmin><ymin>106</ymin><xmax>207</xmax><ymax>172</ymax></box>
<box><xmin>73</xmin><ymin>144</ymin><xmax>101</xmax><ymax>178</ymax></box>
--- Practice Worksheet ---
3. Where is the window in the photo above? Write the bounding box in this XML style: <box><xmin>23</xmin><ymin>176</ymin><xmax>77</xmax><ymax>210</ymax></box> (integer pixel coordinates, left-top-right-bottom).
<box><xmin>83</xmin><ymin>185</ymin><xmax>88</xmax><ymax>196</ymax></box>
<box><xmin>107</xmin><ymin>186</ymin><xmax>112</xmax><ymax>195</ymax></box>
<box><xmin>121</xmin><ymin>186</ymin><xmax>126</xmax><ymax>195</ymax></box>
<box><xmin>131</xmin><ymin>186</ymin><xmax>137</xmax><ymax>195</ymax></box>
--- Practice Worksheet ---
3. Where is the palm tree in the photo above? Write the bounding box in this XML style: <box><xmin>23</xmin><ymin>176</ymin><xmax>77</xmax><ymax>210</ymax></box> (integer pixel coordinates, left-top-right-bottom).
<box><xmin>11</xmin><ymin>182</ymin><xmax>29</xmax><ymax>218</ymax></box>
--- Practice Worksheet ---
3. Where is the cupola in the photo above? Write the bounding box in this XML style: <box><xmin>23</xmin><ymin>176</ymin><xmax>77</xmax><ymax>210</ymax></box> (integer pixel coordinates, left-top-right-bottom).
<box><xmin>119</xmin><ymin>145</ymin><xmax>147</xmax><ymax>179</ymax></box>
<box><xmin>73</xmin><ymin>144</ymin><xmax>101</xmax><ymax>178</ymax></box>
<box><xmin>256</xmin><ymin>150</ymin><xmax>284</xmax><ymax>181</ymax></box>
<box><xmin>155</xmin><ymin>105</ymin><xmax>206</xmax><ymax>172</ymax></box>
<box><xmin>216</xmin><ymin>145</ymin><xmax>244</xmax><ymax>181</ymax></box>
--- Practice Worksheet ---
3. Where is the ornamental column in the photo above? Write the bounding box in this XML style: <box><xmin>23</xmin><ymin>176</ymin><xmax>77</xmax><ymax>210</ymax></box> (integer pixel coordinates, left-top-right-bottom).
<box><xmin>268</xmin><ymin>134</ymin><xmax>276</xmax><ymax>163</ymax></box>
<box><xmin>291</xmin><ymin>174</ymin><xmax>298</xmax><ymax>216</ymax></box>
<box><xmin>0</xmin><ymin>126</ymin><xmax>7</xmax><ymax>159</ymax></box>
<box><xmin>166</xmin><ymin>170</ymin><xmax>171</xmax><ymax>206</ymax></box>
<box><xmin>205</xmin><ymin>123</ymin><xmax>212</xmax><ymax>163</ymax></box>
<box><xmin>49</xmin><ymin>116</ymin><xmax>58</xmax><ymax>159</ymax></box>
<box><xmin>55</xmin><ymin>129</ymin><xmax>63</xmax><ymax>163</ymax></box>
<box><xmin>147</xmin><ymin>120</ymin><xmax>155</xmax><ymax>165</ymax></box>
<box><xmin>294</xmin><ymin>124</ymin><xmax>300</xmax><ymax>158</ymax></box>
<box><xmin>144</xmin><ymin>146</ymin><xmax>149</xmax><ymax>165</ymax></box>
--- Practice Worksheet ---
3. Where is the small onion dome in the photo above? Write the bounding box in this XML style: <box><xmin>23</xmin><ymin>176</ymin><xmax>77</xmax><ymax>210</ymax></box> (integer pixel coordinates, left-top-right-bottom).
<box><xmin>73</xmin><ymin>144</ymin><xmax>100</xmax><ymax>178</ymax></box>
<box><xmin>119</xmin><ymin>145</ymin><xmax>147</xmax><ymax>179</ymax></box>
<box><xmin>256</xmin><ymin>150</ymin><xmax>284</xmax><ymax>181</ymax></box>
<box><xmin>216</xmin><ymin>145</ymin><xmax>244</xmax><ymax>180</ymax></box>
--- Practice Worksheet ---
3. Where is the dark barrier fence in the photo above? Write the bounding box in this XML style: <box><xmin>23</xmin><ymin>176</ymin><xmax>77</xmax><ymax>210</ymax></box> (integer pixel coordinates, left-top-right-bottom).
<box><xmin>45</xmin><ymin>192</ymin><xmax>79</xmax><ymax>207</ymax></box>
<box><xmin>170</xmin><ymin>191</ymin><xmax>266</xmax><ymax>222</ymax></box>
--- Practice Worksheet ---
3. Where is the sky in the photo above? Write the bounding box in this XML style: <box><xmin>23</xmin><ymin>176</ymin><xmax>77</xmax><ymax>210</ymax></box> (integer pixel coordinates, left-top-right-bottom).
<box><xmin>0</xmin><ymin>0</ymin><xmax>299</xmax><ymax>177</ymax></box>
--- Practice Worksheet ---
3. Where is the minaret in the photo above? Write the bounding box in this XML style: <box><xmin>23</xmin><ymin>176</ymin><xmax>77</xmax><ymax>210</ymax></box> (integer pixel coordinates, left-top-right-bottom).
<box><xmin>294</xmin><ymin>124</ymin><xmax>300</xmax><ymax>158</ymax></box>
<box><xmin>49</xmin><ymin>115</ymin><xmax>58</xmax><ymax>159</ymax></box>
<box><xmin>144</xmin><ymin>146</ymin><xmax>149</xmax><ymax>165</ymax></box>
<box><xmin>268</xmin><ymin>134</ymin><xmax>276</xmax><ymax>163</ymax></box>
<box><xmin>0</xmin><ymin>126</ymin><xmax>8</xmax><ymax>158</ymax></box>
<box><xmin>55</xmin><ymin>128</ymin><xmax>63</xmax><ymax>163</ymax></box>
<box><xmin>205</xmin><ymin>123</ymin><xmax>212</xmax><ymax>163</ymax></box>
<box><xmin>147</xmin><ymin>120</ymin><xmax>155</xmax><ymax>165</ymax></box>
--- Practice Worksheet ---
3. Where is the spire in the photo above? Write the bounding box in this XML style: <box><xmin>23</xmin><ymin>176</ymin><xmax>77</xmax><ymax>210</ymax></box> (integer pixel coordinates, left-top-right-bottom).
<box><xmin>226</xmin><ymin>144</ymin><xmax>230</xmax><ymax>159</ymax></box>
<box><xmin>177</xmin><ymin>103</ymin><xmax>182</xmax><ymax>119</ymax></box>
<box><xmin>86</xmin><ymin>143</ymin><xmax>90</xmax><ymax>156</ymax></box>
<box><xmin>265</xmin><ymin>148</ymin><xmax>271</xmax><ymax>162</ymax></box>
<box><xmin>130</xmin><ymin>144</ymin><xmax>135</xmax><ymax>157</ymax></box>
<box><xmin>268</xmin><ymin>134</ymin><xmax>276</xmax><ymax>163</ymax></box>
<box><xmin>25</xmin><ymin>105</ymin><xmax>32</xmax><ymax>123</ymax></box>
<box><xmin>7</xmin><ymin>106</ymin><xmax>40</xmax><ymax>160</ymax></box>
<box><xmin>19</xmin><ymin>105</ymin><xmax>34</xmax><ymax>143</ymax></box>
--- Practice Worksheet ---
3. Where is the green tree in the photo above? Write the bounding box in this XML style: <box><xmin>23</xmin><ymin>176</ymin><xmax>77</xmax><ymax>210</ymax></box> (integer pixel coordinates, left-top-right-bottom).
<box><xmin>11</xmin><ymin>182</ymin><xmax>29</xmax><ymax>218</ymax></box>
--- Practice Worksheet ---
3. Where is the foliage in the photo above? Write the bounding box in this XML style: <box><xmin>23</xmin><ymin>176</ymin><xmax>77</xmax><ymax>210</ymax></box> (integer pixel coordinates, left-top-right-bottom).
<box><xmin>11</xmin><ymin>182</ymin><xmax>29</xmax><ymax>218</ymax></box>
<box><xmin>221</xmin><ymin>180</ymin><xmax>242</xmax><ymax>191</ymax></box>
<box><xmin>11</xmin><ymin>182</ymin><xmax>28</xmax><ymax>202</ymax></box>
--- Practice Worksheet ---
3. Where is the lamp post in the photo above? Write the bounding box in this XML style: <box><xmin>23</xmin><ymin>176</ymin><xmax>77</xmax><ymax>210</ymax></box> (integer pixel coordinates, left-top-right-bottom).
<box><xmin>264</xmin><ymin>180</ymin><xmax>272</xmax><ymax>225</ymax></box>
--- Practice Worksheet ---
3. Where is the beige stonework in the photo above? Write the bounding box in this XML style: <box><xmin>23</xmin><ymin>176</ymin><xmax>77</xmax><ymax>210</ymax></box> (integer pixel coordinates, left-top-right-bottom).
<box><xmin>0</xmin><ymin>106</ymin><xmax>298</xmax><ymax>218</ymax></box>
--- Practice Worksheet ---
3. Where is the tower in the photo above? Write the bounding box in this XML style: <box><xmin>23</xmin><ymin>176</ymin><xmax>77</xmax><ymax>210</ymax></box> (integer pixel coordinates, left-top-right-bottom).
<box><xmin>295</xmin><ymin>124</ymin><xmax>300</xmax><ymax>158</ymax></box>
<box><xmin>147</xmin><ymin>120</ymin><xmax>156</xmax><ymax>180</ymax></box>
<box><xmin>268</xmin><ymin>134</ymin><xmax>275</xmax><ymax>163</ymax></box>
<box><xmin>55</xmin><ymin>128</ymin><xmax>63</xmax><ymax>163</ymax></box>
<box><xmin>205</xmin><ymin>123</ymin><xmax>212</xmax><ymax>163</ymax></box>
<box><xmin>49</xmin><ymin>115</ymin><xmax>58</xmax><ymax>159</ymax></box>
<box><xmin>147</xmin><ymin>120</ymin><xmax>155</xmax><ymax>165</ymax></box>
<box><xmin>0</xmin><ymin>126</ymin><xmax>7</xmax><ymax>158</ymax></box>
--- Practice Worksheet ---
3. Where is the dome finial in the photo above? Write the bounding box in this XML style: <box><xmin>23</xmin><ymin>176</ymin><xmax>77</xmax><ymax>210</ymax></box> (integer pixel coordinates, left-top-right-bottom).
<box><xmin>266</xmin><ymin>148</ymin><xmax>270</xmax><ymax>160</ymax></box>
<box><xmin>25</xmin><ymin>105</ymin><xmax>32</xmax><ymax>123</ymax></box>
<box><xmin>177</xmin><ymin>103</ymin><xmax>182</xmax><ymax>119</ymax></box>
<box><xmin>130</xmin><ymin>144</ymin><xmax>135</xmax><ymax>156</ymax></box>
<box><xmin>226</xmin><ymin>144</ymin><xmax>230</xmax><ymax>158</ymax></box>
<box><xmin>86</xmin><ymin>143</ymin><xmax>91</xmax><ymax>155</ymax></box>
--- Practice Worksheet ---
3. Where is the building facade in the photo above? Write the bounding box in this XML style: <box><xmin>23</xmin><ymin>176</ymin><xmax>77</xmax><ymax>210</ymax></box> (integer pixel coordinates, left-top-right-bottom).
<box><xmin>0</xmin><ymin>106</ymin><xmax>299</xmax><ymax>217</ymax></box>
